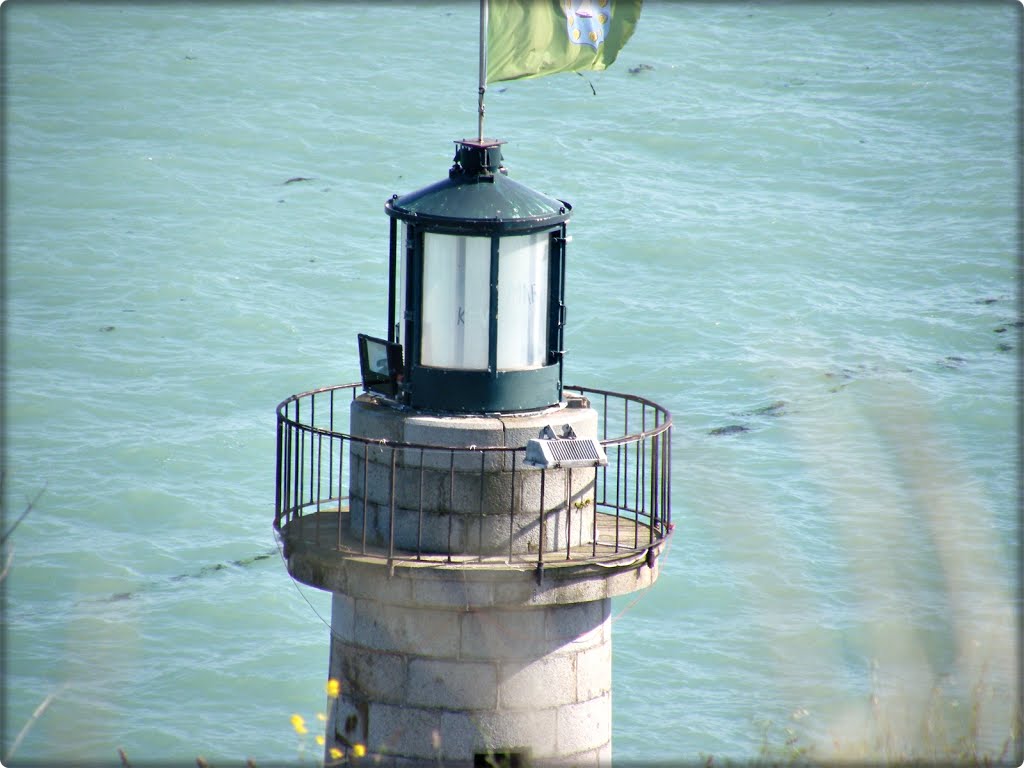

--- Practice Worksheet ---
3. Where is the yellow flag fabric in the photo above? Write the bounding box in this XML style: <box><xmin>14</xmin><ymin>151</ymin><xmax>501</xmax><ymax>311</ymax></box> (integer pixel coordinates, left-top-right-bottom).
<box><xmin>487</xmin><ymin>0</ymin><xmax>642</xmax><ymax>84</ymax></box>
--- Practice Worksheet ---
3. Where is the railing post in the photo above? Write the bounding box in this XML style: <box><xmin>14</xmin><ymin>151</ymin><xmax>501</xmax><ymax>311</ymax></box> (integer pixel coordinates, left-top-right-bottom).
<box><xmin>338</xmin><ymin>435</ymin><xmax>346</xmax><ymax>551</ymax></box>
<box><xmin>538</xmin><ymin>469</ymin><xmax>546</xmax><ymax>568</ymax></box>
<box><xmin>614</xmin><ymin>440</ymin><xmax>622</xmax><ymax>553</ymax></box>
<box><xmin>565</xmin><ymin>468</ymin><xmax>573</xmax><ymax>561</ymax></box>
<box><xmin>315</xmin><ymin>432</ymin><xmax>324</xmax><ymax>543</ymax></box>
<box><xmin>592</xmin><ymin>464</ymin><xmax>599</xmax><ymax>557</ymax></box>
<box><xmin>620</xmin><ymin>399</ymin><xmax>629</xmax><ymax>551</ymax></box>
<box><xmin>311</xmin><ymin>394</ymin><xmax>318</xmax><ymax>518</ymax></box>
<box><xmin>416</xmin><ymin>449</ymin><xmax>425</xmax><ymax>561</ymax></box>
<box><xmin>666</xmin><ymin>425</ymin><xmax>673</xmax><ymax>531</ymax></box>
<box><xmin>601</xmin><ymin>393</ymin><xmax>609</xmax><ymax>506</ymax></box>
<box><xmin>636</xmin><ymin>407</ymin><xmax>645</xmax><ymax>549</ymax></box>
<box><xmin>283</xmin><ymin>420</ymin><xmax>292</xmax><ymax>525</ymax></box>
<box><xmin>447</xmin><ymin>451</ymin><xmax>455</xmax><ymax>563</ymax></box>
<box><xmin>361</xmin><ymin>442</ymin><xmax>369</xmax><ymax>555</ymax></box>
<box><xmin>388</xmin><ymin>446</ymin><xmax>397</xmax><ymax>565</ymax></box>
<box><xmin>652</xmin><ymin>410</ymin><xmax>660</xmax><ymax>534</ymax></box>
<box><xmin>293</xmin><ymin>400</ymin><xmax>301</xmax><ymax>517</ymax></box>
<box><xmin>477</xmin><ymin>451</ymin><xmax>486</xmax><ymax>561</ymax></box>
<box><xmin>508</xmin><ymin>451</ymin><xmax>517</xmax><ymax>564</ymax></box>
<box><xmin>328</xmin><ymin>388</ymin><xmax>335</xmax><ymax>501</ymax></box>
<box><xmin>274</xmin><ymin>413</ymin><xmax>283</xmax><ymax>528</ymax></box>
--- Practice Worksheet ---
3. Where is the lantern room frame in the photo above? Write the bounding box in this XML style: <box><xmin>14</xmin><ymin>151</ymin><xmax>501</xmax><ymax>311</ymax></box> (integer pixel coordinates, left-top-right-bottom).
<box><xmin>372</xmin><ymin>138</ymin><xmax>573</xmax><ymax>414</ymax></box>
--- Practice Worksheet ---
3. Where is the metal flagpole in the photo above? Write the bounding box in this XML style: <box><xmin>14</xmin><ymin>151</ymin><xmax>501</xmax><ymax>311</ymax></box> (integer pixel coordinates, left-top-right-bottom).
<box><xmin>477</xmin><ymin>0</ymin><xmax>488</xmax><ymax>141</ymax></box>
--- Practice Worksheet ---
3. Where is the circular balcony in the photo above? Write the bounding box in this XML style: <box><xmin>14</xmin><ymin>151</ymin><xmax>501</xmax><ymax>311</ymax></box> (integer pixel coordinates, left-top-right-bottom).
<box><xmin>274</xmin><ymin>383</ymin><xmax>673</xmax><ymax>594</ymax></box>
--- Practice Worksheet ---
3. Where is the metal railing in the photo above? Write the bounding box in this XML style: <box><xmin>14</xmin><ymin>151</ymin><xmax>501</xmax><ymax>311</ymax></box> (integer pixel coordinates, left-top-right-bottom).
<box><xmin>274</xmin><ymin>383</ymin><xmax>672</xmax><ymax>567</ymax></box>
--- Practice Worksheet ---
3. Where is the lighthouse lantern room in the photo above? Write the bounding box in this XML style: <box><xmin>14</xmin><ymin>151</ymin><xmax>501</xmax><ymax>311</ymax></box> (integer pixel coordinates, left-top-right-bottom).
<box><xmin>360</xmin><ymin>137</ymin><xmax>570</xmax><ymax>414</ymax></box>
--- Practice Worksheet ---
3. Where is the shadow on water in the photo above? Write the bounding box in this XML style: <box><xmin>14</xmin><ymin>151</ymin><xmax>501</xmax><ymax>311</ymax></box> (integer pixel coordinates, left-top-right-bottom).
<box><xmin>94</xmin><ymin>548</ymin><xmax>278</xmax><ymax>604</ymax></box>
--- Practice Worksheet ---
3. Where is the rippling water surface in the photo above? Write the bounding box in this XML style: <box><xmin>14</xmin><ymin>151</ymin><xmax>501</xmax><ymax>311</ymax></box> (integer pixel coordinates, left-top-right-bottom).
<box><xmin>3</xmin><ymin>2</ymin><xmax>1019</xmax><ymax>765</ymax></box>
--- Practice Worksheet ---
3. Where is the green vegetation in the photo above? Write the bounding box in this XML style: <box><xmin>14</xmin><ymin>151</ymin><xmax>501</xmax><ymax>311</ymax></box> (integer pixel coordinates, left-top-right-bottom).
<box><xmin>702</xmin><ymin>675</ymin><xmax>1022</xmax><ymax>767</ymax></box>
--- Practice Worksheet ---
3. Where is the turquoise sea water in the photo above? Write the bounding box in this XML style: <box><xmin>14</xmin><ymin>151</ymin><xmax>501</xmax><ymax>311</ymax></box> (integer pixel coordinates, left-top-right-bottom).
<box><xmin>3</xmin><ymin>2</ymin><xmax>1020</xmax><ymax>765</ymax></box>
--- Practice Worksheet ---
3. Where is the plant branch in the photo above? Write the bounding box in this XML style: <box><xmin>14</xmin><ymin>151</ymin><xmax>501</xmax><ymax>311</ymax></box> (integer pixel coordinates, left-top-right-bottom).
<box><xmin>2</xmin><ymin>485</ymin><xmax>46</xmax><ymax>545</ymax></box>
<box><xmin>4</xmin><ymin>684</ymin><xmax>66</xmax><ymax>762</ymax></box>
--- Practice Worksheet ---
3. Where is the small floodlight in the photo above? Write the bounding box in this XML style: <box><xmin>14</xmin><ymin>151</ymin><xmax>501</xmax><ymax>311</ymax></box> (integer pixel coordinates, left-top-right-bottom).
<box><xmin>358</xmin><ymin>333</ymin><xmax>403</xmax><ymax>398</ymax></box>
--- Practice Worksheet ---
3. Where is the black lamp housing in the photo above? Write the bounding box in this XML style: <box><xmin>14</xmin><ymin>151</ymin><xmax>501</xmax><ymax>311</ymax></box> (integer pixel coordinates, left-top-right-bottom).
<box><xmin>369</xmin><ymin>138</ymin><xmax>572</xmax><ymax>414</ymax></box>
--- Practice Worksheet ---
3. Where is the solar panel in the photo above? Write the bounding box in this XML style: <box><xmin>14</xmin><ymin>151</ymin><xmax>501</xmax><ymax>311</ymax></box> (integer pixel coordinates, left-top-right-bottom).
<box><xmin>524</xmin><ymin>433</ymin><xmax>607</xmax><ymax>469</ymax></box>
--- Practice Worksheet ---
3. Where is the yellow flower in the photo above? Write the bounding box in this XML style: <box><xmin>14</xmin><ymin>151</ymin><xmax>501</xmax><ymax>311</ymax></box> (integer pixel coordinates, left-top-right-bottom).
<box><xmin>329</xmin><ymin>748</ymin><xmax>343</xmax><ymax>760</ymax></box>
<box><xmin>316</xmin><ymin>712</ymin><xmax>327</xmax><ymax>722</ymax></box>
<box><xmin>353</xmin><ymin>743</ymin><xmax>367</xmax><ymax>758</ymax></box>
<box><xmin>326</xmin><ymin>678</ymin><xmax>341</xmax><ymax>698</ymax></box>
<box><xmin>290</xmin><ymin>714</ymin><xmax>308</xmax><ymax>735</ymax></box>
<box><xmin>316</xmin><ymin>735</ymin><xmax>325</xmax><ymax>746</ymax></box>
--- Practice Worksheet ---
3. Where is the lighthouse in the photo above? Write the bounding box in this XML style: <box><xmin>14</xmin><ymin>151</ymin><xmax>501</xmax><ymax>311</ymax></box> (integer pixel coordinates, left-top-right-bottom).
<box><xmin>273</xmin><ymin>136</ymin><xmax>672</xmax><ymax>766</ymax></box>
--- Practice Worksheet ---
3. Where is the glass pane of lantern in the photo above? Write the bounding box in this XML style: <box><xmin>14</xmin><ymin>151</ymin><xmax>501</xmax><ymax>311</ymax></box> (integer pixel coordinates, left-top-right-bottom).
<box><xmin>497</xmin><ymin>232</ymin><xmax>550</xmax><ymax>370</ymax></box>
<box><xmin>421</xmin><ymin>232</ymin><xmax>490</xmax><ymax>369</ymax></box>
<box><xmin>397</xmin><ymin>223</ymin><xmax>409</xmax><ymax>347</ymax></box>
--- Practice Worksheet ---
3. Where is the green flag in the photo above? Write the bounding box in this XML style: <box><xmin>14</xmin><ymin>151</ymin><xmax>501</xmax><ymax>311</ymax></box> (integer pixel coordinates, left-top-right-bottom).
<box><xmin>487</xmin><ymin>0</ymin><xmax>642</xmax><ymax>84</ymax></box>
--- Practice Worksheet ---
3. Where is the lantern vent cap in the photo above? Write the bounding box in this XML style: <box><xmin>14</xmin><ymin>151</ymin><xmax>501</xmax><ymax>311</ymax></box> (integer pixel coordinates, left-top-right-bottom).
<box><xmin>384</xmin><ymin>138</ymin><xmax>571</xmax><ymax>235</ymax></box>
